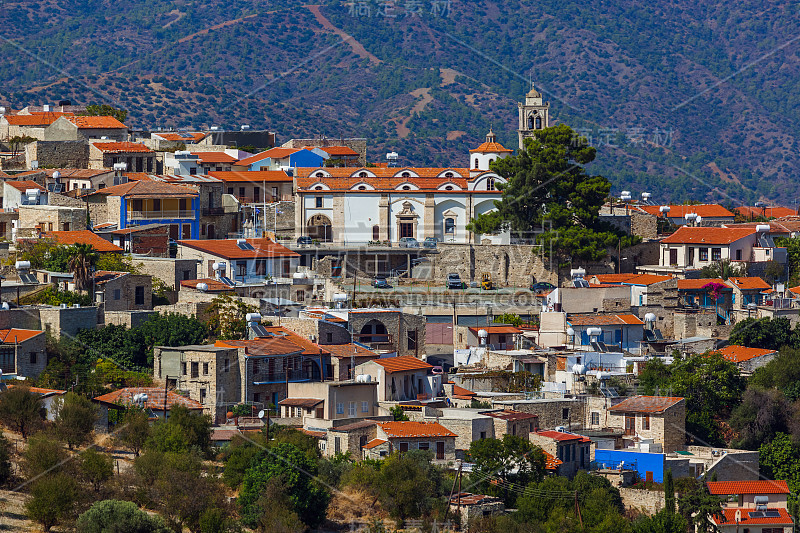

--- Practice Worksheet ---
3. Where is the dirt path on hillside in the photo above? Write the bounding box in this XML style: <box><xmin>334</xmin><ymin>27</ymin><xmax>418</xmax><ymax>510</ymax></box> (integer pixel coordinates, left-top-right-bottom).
<box><xmin>306</xmin><ymin>5</ymin><xmax>381</xmax><ymax>64</ymax></box>
<box><xmin>396</xmin><ymin>87</ymin><xmax>433</xmax><ymax>138</ymax></box>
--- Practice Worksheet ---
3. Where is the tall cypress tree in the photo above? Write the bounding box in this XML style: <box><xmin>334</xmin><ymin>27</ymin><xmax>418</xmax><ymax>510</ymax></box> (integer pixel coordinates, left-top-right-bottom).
<box><xmin>664</xmin><ymin>468</ymin><xmax>675</xmax><ymax>514</ymax></box>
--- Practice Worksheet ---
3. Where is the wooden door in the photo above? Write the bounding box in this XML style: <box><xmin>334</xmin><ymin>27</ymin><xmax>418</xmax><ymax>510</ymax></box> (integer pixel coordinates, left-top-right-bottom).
<box><xmin>436</xmin><ymin>441</ymin><xmax>445</xmax><ymax>460</ymax></box>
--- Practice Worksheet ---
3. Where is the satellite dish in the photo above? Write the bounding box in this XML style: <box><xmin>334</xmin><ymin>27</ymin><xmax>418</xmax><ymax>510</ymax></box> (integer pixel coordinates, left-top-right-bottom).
<box><xmin>257</xmin><ymin>410</ymin><xmax>266</xmax><ymax>419</ymax></box>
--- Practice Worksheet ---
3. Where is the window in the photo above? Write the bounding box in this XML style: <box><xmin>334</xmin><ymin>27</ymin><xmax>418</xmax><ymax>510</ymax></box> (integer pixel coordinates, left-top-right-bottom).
<box><xmin>227</xmin><ymin>187</ymin><xmax>233</xmax><ymax>195</ymax></box>
<box><xmin>182</xmin><ymin>270</ymin><xmax>191</xmax><ymax>281</ymax></box>
<box><xmin>190</xmin><ymin>167</ymin><xmax>197</xmax><ymax>175</ymax></box>
<box><xmin>199</xmin><ymin>388</ymin><xmax>206</xmax><ymax>404</ymax></box>
<box><xmin>445</xmin><ymin>185</ymin><xmax>453</xmax><ymax>190</ymax></box>
<box><xmin>361</xmin><ymin>401</ymin><xmax>369</xmax><ymax>413</ymax></box>
<box><xmin>253</xmin><ymin>360</ymin><xmax>259</xmax><ymax>374</ymax></box>
<box><xmin>480</xmin><ymin>431</ymin><xmax>487</xmax><ymax>439</ymax></box>
<box><xmin>487</xmin><ymin>177</ymin><xmax>495</xmax><ymax>190</ymax></box>
<box><xmin>562</xmin><ymin>408</ymin><xmax>569</xmax><ymax>420</ymax></box>
<box><xmin>336</xmin><ymin>402</ymin><xmax>344</xmax><ymax>415</ymax></box>
<box><xmin>253</xmin><ymin>393</ymin><xmax>260</xmax><ymax>404</ymax></box>
<box><xmin>224</xmin><ymin>358</ymin><xmax>229</xmax><ymax>372</ymax></box>
<box><xmin>29</xmin><ymin>352</ymin><xmax>37</xmax><ymax>365</ymax></box>
<box><xmin>349</xmin><ymin>402</ymin><xmax>356</xmax><ymax>417</ymax></box>
<box><xmin>474</xmin><ymin>158</ymin><xmax>479</xmax><ymax>168</ymax></box>
<box><xmin>444</xmin><ymin>217</ymin><xmax>455</xmax><ymax>234</ymax></box>
<box><xmin>135</xmin><ymin>286</ymin><xmax>144</xmax><ymax>305</ymax></box>
<box><xmin>407</xmin><ymin>330</ymin><xmax>417</xmax><ymax>351</ymax></box>
<box><xmin>254</xmin><ymin>187</ymin><xmax>260</xmax><ymax>202</ymax></box>
<box><xmin>399</xmin><ymin>442</ymin><xmax>409</xmax><ymax>453</ymax></box>
<box><xmin>62</xmin><ymin>222</ymin><xmax>70</xmax><ymax>231</ymax></box>
<box><xmin>237</xmin><ymin>261</ymin><xmax>247</xmax><ymax>278</ymax></box>
<box><xmin>191</xmin><ymin>362</ymin><xmax>199</xmax><ymax>378</ymax></box>
<box><xmin>563</xmin><ymin>445</ymin><xmax>570</xmax><ymax>462</ymax></box>
<box><xmin>181</xmin><ymin>362</ymin><xmax>186</xmax><ymax>375</ymax></box>
<box><xmin>315</xmin><ymin>196</ymin><xmax>323</xmax><ymax>208</ymax></box>
<box><xmin>402</xmin><ymin>185</ymin><xmax>411</xmax><ymax>190</ymax></box>
<box><xmin>625</xmin><ymin>414</ymin><xmax>635</xmax><ymax>435</ymax></box>
<box><xmin>326</xmin><ymin>332</ymin><xmax>333</xmax><ymax>343</ymax></box>
<box><xmin>153</xmin><ymin>199</ymin><xmax>161</xmax><ymax>211</ymax></box>
<box><xmin>373</xmin><ymin>225</ymin><xmax>379</xmax><ymax>240</ymax></box>
<box><xmin>699</xmin><ymin>248</ymin><xmax>708</xmax><ymax>261</ymax></box>
<box><xmin>113</xmin><ymin>289</ymin><xmax>121</xmax><ymax>300</ymax></box>
<box><xmin>272</xmin><ymin>187</ymin><xmax>278</xmax><ymax>199</ymax></box>
<box><xmin>239</xmin><ymin>187</ymin><xmax>246</xmax><ymax>198</ymax></box>
<box><xmin>642</xmin><ymin>414</ymin><xmax>650</xmax><ymax>430</ymax></box>
<box><xmin>418</xmin><ymin>442</ymin><xmax>430</xmax><ymax>451</ymax></box>
<box><xmin>203</xmin><ymin>362</ymin><xmax>209</xmax><ymax>375</ymax></box>
<box><xmin>591</xmin><ymin>412</ymin><xmax>600</xmax><ymax>425</ymax></box>
<box><xmin>712</xmin><ymin>248</ymin><xmax>722</xmax><ymax>261</ymax></box>
<box><xmin>255</xmin><ymin>259</ymin><xmax>267</xmax><ymax>276</ymax></box>
<box><xmin>47</xmin><ymin>222</ymin><xmax>53</xmax><ymax>231</ymax></box>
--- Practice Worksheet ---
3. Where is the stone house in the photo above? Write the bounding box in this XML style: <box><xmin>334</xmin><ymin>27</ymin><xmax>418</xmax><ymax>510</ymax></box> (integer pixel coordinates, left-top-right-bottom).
<box><xmin>278</xmin><ymin>380</ymin><xmax>379</xmax><ymax>430</ymax></box>
<box><xmin>492</xmin><ymin>398</ymin><xmax>585</xmax><ymax>431</ymax></box>
<box><xmin>131</xmin><ymin>256</ymin><xmax>197</xmax><ymax>292</ymax></box>
<box><xmin>483</xmin><ymin>409</ymin><xmax>539</xmax><ymax>439</ymax></box>
<box><xmin>208</xmin><ymin>170</ymin><xmax>294</xmax><ymax>203</ymax></box>
<box><xmin>176</xmin><ymin>237</ymin><xmax>300</xmax><ymax>282</ymax></box>
<box><xmin>44</xmin><ymin>115</ymin><xmax>128</xmax><ymax>142</ymax></box>
<box><xmin>448</xmin><ymin>493</ymin><xmax>505</xmax><ymax>529</ymax></box>
<box><xmin>660</xmin><ymin>226</ymin><xmax>786</xmax><ymax>269</ymax></box>
<box><xmin>606</xmin><ymin>396</ymin><xmax>686</xmax><ymax>453</ymax></box>
<box><xmin>318</xmin><ymin>342</ymin><xmax>379</xmax><ymax>381</ymax></box>
<box><xmin>529</xmin><ymin>430</ymin><xmax>592</xmax><ymax>478</ymax></box>
<box><xmin>356</xmin><ymin>356</ymin><xmax>436</xmax><ymax>402</ymax></box>
<box><xmin>345</xmin><ymin>309</ymin><xmax>427</xmax><ymax>357</ymax></box>
<box><xmin>0</xmin><ymin>112</ymin><xmax>71</xmax><ymax>141</ymax></box>
<box><xmin>715</xmin><ymin>345</ymin><xmax>778</xmax><ymax>374</ymax></box>
<box><xmin>45</xmin><ymin>168</ymin><xmax>115</xmax><ymax>193</ymax></box>
<box><xmin>325</xmin><ymin>419</ymin><xmax>379</xmax><ymax>458</ymax></box>
<box><xmin>369</xmin><ymin>421</ymin><xmax>457</xmax><ymax>463</ymax></box>
<box><xmin>104</xmin><ymin>224</ymin><xmax>170</xmax><ymax>256</ymax></box>
<box><xmin>726</xmin><ymin>276</ymin><xmax>772</xmax><ymax>317</ymax></box>
<box><xmin>92</xmin><ymin>386</ymin><xmax>203</xmax><ymax>432</ymax></box>
<box><xmin>89</xmin><ymin>142</ymin><xmax>155</xmax><ymax>172</ymax></box>
<box><xmin>18</xmin><ymin>205</ymin><xmax>86</xmax><ymax>237</ymax></box>
<box><xmin>460</xmin><ymin>325</ymin><xmax>522</xmax><ymax>350</ymax></box>
<box><xmin>415</xmin><ymin>408</ymin><xmax>498</xmax><ymax>452</ymax></box>
<box><xmin>0</xmin><ymin>328</ymin><xmax>46</xmax><ymax>379</ymax></box>
<box><xmin>92</xmin><ymin>271</ymin><xmax>153</xmax><ymax>311</ymax></box>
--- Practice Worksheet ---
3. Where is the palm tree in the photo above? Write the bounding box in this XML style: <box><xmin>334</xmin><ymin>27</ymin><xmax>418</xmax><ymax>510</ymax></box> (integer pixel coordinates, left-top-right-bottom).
<box><xmin>67</xmin><ymin>244</ymin><xmax>98</xmax><ymax>293</ymax></box>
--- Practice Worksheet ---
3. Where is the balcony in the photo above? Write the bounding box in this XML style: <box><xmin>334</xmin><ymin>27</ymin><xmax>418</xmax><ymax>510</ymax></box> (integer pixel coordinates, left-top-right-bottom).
<box><xmin>128</xmin><ymin>209</ymin><xmax>195</xmax><ymax>220</ymax></box>
<box><xmin>202</xmin><ymin>207</ymin><xmax>225</xmax><ymax>216</ymax></box>
<box><xmin>252</xmin><ymin>369</ymin><xmax>317</xmax><ymax>384</ymax></box>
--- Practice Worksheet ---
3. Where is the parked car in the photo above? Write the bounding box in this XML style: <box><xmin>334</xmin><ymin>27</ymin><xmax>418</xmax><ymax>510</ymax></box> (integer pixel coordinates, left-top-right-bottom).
<box><xmin>531</xmin><ymin>281</ymin><xmax>556</xmax><ymax>292</ymax></box>
<box><xmin>399</xmin><ymin>237</ymin><xmax>419</xmax><ymax>248</ymax></box>
<box><xmin>297</xmin><ymin>236</ymin><xmax>313</xmax><ymax>246</ymax></box>
<box><xmin>374</xmin><ymin>278</ymin><xmax>392</xmax><ymax>289</ymax></box>
<box><xmin>447</xmin><ymin>273</ymin><xmax>464</xmax><ymax>289</ymax></box>
<box><xmin>423</xmin><ymin>237</ymin><xmax>439</xmax><ymax>249</ymax></box>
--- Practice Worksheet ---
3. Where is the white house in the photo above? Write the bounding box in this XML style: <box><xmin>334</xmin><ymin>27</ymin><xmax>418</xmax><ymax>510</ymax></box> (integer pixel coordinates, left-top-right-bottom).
<box><xmin>294</xmin><ymin>131</ymin><xmax>512</xmax><ymax>245</ymax></box>
<box><xmin>355</xmin><ymin>356</ymin><xmax>439</xmax><ymax>402</ymax></box>
<box><xmin>659</xmin><ymin>226</ymin><xmax>786</xmax><ymax>269</ymax></box>
<box><xmin>3</xmin><ymin>180</ymin><xmax>47</xmax><ymax>209</ymax></box>
<box><xmin>176</xmin><ymin>237</ymin><xmax>301</xmax><ymax>282</ymax></box>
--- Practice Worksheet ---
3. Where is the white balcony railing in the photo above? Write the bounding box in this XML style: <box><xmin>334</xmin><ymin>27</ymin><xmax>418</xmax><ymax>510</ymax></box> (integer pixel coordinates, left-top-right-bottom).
<box><xmin>128</xmin><ymin>210</ymin><xmax>195</xmax><ymax>220</ymax></box>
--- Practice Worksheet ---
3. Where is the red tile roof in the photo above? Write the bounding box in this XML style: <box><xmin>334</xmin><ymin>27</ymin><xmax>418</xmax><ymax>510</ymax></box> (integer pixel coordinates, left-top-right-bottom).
<box><xmin>369</xmin><ymin>356</ymin><xmax>433</xmax><ymax>373</ymax></box>
<box><xmin>209</xmin><ymin>170</ymin><xmax>291</xmax><ymax>183</ymax></box>
<box><xmin>93</xmin><ymin>387</ymin><xmax>203</xmax><ymax>410</ymax></box>
<box><xmin>318</xmin><ymin>146</ymin><xmax>359</xmax><ymax>157</ymax></box>
<box><xmin>3</xmin><ymin>112</ymin><xmax>71</xmax><ymax>126</ymax></box>
<box><xmin>0</xmin><ymin>329</ymin><xmax>43</xmax><ymax>343</ymax></box>
<box><xmin>92</xmin><ymin>180</ymin><xmax>197</xmax><ymax>198</ymax></box>
<box><xmin>215</xmin><ymin>337</ymin><xmax>305</xmax><ymax>357</ymax></box>
<box><xmin>483</xmin><ymin>410</ymin><xmax>538</xmax><ymax>422</ymax></box>
<box><xmin>469</xmin><ymin>141</ymin><xmax>513</xmax><ymax>153</ymax></box>
<box><xmin>726</xmin><ymin>276</ymin><xmax>771</xmax><ymax>291</ymax></box>
<box><xmin>176</xmin><ymin>237</ymin><xmax>299</xmax><ymax>260</ymax></box>
<box><xmin>363</xmin><ymin>438</ymin><xmax>387</xmax><ymax>449</ymax></box>
<box><xmin>43</xmin><ymin>230</ymin><xmax>123</xmax><ymax>252</ymax></box>
<box><xmin>567</xmin><ymin>314</ymin><xmax>644</xmax><ymax>326</ymax></box>
<box><xmin>26</xmin><ymin>386</ymin><xmax>66</xmax><ymax>396</ymax></box>
<box><xmin>4</xmin><ymin>180</ymin><xmax>46</xmax><ymax>192</ymax></box>
<box><xmin>378</xmin><ymin>421</ymin><xmax>457</xmax><ymax>438</ymax></box>
<box><xmin>296</xmin><ymin>166</ymin><xmax>473</xmax><ymax>179</ymax></box>
<box><xmin>594</xmin><ymin>273</ymin><xmax>673</xmax><ymax>285</ymax></box>
<box><xmin>607</xmin><ymin>396</ymin><xmax>684</xmax><ymax>414</ymax></box>
<box><xmin>790</xmin><ymin>285</ymin><xmax>800</xmax><ymax>296</ymax></box>
<box><xmin>707</xmin><ymin>480</ymin><xmax>790</xmax><ymax>495</ymax></box>
<box><xmin>259</xmin><ymin>326</ymin><xmax>329</xmax><ymax>357</ymax></box>
<box><xmin>296</xmin><ymin>173</ymin><xmax>490</xmax><ymax>192</ymax></box>
<box><xmin>543</xmin><ymin>450</ymin><xmax>563</xmax><ymax>470</ymax></box>
<box><xmin>179</xmin><ymin>278</ymin><xmax>236</xmax><ymax>292</ymax></box>
<box><xmin>153</xmin><ymin>132</ymin><xmax>207</xmax><ymax>143</ymax></box>
<box><xmin>452</xmin><ymin>384</ymin><xmax>476</xmax><ymax>399</ymax></box>
<box><xmin>534</xmin><ymin>430</ymin><xmax>591</xmax><ymax>443</ymax></box>
<box><xmin>677</xmin><ymin>278</ymin><xmax>730</xmax><ymax>290</ymax></box>
<box><xmin>715</xmin><ymin>345</ymin><xmax>777</xmax><ymax>363</ymax></box>
<box><xmin>278</xmin><ymin>398</ymin><xmax>324</xmax><ymax>408</ymax></box>
<box><xmin>91</xmin><ymin>142</ymin><xmax>153</xmax><ymax>153</ymax></box>
<box><xmin>714</xmin><ymin>507</ymin><xmax>793</xmax><ymax>526</ymax></box>
<box><xmin>192</xmin><ymin>152</ymin><xmax>237</xmax><ymax>164</ymax></box>
<box><xmin>65</xmin><ymin>115</ymin><xmax>127</xmax><ymax>129</ymax></box>
<box><xmin>660</xmin><ymin>226</ymin><xmax>756</xmax><ymax>244</ymax></box>
<box><xmin>467</xmin><ymin>326</ymin><xmax>522</xmax><ymax>335</ymax></box>
<box><xmin>320</xmin><ymin>343</ymin><xmax>377</xmax><ymax>359</ymax></box>
<box><xmin>735</xmin><ymin>206</ymin><xmax>797</xmax><ymax>219</ymax></box>
<box><xmin>639</xmin><ymin>204</ymin><xmax>735</xmax><ymax>218</ymax></box>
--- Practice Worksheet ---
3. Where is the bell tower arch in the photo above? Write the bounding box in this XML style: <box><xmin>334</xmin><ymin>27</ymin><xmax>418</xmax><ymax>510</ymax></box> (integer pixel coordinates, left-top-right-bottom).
<box><xmin>518</xmin><ymin>83</ymin><xmax>550</xmax><ymax>149</ymax></box>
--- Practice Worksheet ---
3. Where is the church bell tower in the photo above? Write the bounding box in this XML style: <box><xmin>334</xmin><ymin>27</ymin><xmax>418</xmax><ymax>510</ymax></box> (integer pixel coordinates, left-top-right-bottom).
<box><xmin>517</xmin><ymin>83</ymin><xmax>550</xmax><ymax>149</ymax></box>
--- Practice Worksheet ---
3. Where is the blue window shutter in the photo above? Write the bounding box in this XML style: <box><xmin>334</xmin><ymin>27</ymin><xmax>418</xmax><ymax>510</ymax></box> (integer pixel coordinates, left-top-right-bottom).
<box><xmin>615</xmin><ymin>329</ymin><xmax>622</xmax><ymax>344</ymax></box>
<box><xmin>580</xmin><ymin>330</ymin><xmax>589</xmax><ymax>345</ymax></box>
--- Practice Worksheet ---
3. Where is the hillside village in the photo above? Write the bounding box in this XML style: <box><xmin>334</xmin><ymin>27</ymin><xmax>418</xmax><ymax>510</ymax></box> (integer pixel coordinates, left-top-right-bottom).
<box><xmin>0</xmin><ymin>93</ymin><xmax>798</xmax><ymax>532</ymax></box>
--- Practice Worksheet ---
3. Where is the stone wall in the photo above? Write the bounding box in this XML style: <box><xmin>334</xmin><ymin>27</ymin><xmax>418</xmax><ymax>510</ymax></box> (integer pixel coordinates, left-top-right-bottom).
<box><xmin>277</xmin><ymin>317</ymin><xmax>351</xmax><ymax>344</ymax></box>
<box><xmin>282</xmin><ymin>138</ymin><xmax>368</xmax><ymax>165</ymax></box>
<box><xmin>48</xmin><ymin>193</ymin><xmax>86</xmax><ymax>208</ymax></box>
<box><xmin>434</xmin><ymin>243</ymin><xmax>556</xmax><ymax>287</ymax></box>
<box><xmin>600</xmin><ymin>211</ymin><xmax>658</xmax><ymax>240</ymax></box>
<box><xmin>134</xmin><ymin>257</ymin><xmax>197</xmax><ymax>291</ymax></box>
<box><xmin>347</xmin><ymin>311</ymin><xmax>426</xmax><ymax>357</ymax></box>
<box><xmin>18</xmin><ymin>205</ymin><xmax>86</xmax><ymax>235</ymax></box>
<box><xmin>14</xmin><ymin>333</ymin><xmax>47</xmax><ymax>379</ymax></box>
<box><xmin>492</xmin><ymin>398</ymin><xmax>585</xmax><ymax>431</ymax></box>
<box><xmin>103</xmin><ymin>310</ymin><xmax>158</xmax><ymax>328</ymax></box>
<box><xmin>25</xmin><ymin>141</ymin><xmax>89</xmax><ymax>169</ymax></box>
<box><xmin>619</xmin><ymin>488</ymin><xmax>671</xmax><ymax>515</ymax></box>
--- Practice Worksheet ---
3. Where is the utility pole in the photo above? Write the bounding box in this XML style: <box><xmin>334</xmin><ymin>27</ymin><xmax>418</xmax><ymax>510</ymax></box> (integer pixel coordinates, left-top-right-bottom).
<box><xmin>163</xmin><ymin>376</ymin><xmax>169</xmax><ymax>421</ymax></box>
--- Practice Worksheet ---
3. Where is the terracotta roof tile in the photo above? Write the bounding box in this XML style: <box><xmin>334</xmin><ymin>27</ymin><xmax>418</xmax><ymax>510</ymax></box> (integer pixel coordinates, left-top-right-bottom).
<box><xmin>153</xmin><ymin>132</ymin><xmax>207</xmax><ymax>143</ymax></box>
<box><xmin>534</xmin><ymin>430</ymin><xmax>591</xmax><ymax>443</ymax></box>
<box><xmin>715</xmin><ymin>345</ymin><xmax>777</xmax><ymax>363</ymax></box>
<box><xmin>707</xmin><ymin>480</ymin><xmax>790</xmax><ymax>495</ymax></box>
<box><xmin>93</xmin><ymin>387</ymin><xmax>203</xmax><ymax>410</ymax></box>
<box><xmin>65</xmin><ymin>115</ymin><xmax>127</xmax><ymax>129</ymax></box>
<box><xmin>714</xmin><ymin>507</ymin><xmax>792</xmax><ymax>526</ymax></box>
<box><xmin>3</xmin><ymin>112</ymin><xmax>71</xmax><ymax>126</ymax></box>
<box><xmin>179</xmin><ymin>278</ymin><xmax>236</xmax><ymax>292</ymax></box>
<box><xmin>639</xmin><ymin>204</ymin><xmax>735</xmax><ymax>218</ymax></box>
<box><xmin>452</xmin><ymin>384</ymin><xmax>476</xmax><ymax>398</ymax></box>
<box><xmin>467</xmin><ymin>326</ymin><xmax>522</xmax><ymax>335</ymax></box>
<box><xmin>215</xmin><ymin>337</ymin><xmax>305</xmax><ymax>357</ymax></box>
<box><xmin>42</xmin><ymin>230</ymin><xmax>123</xmax><ymax>252</ymax></box>
<box><xmin>363</xmin><ymin>438</ymin><xmax>387</xmax><ymax>449</ymax></box>
<box><xmin>607</xmin><ymin>396</ymin><xmax>684</xmax><ymax>414</ymax></box>
<box><xmin>469</xmin><ymin>141</ymin><xmax>513</xmax><ymax>153</ymax></box>
<box><xmin>177</xmin><ymin>237</ymin><xmax>299</xmax><ymax>260</ymax></box>
<box><xmin>191</xmin><ymin>152</ymin><xmax>238</xmax><ymax>164</ymax></box>
<box><xmin>369</xmin><ymin>356</ymin><xmax>432</xmax><ymax>373</ymax></box>
<box><xmin>734</xmin><ymin>206</ymin><xmax>797</xmax><ymax>218</ymax></box>
<box><xmin>595</xmin><ymin>273</ymin><xmax>672</xmax><ymax>285</ymax></box>
<box><xmin>92</xmin><ymin>180</ymin><xmax>197</xmax><ymax>198</ymax></box>
<box><xmin>320</xmin><ymin>343</ymin><xmax>378</xmax><ymax>359</ymax></box>
<box><xmin>378</xmin><ymin>421</ymin><xmax>457</xmax><ymax>438</ymax></box>
<box><xmin>543</xmin><ymin>450</ymin><xmax>563</xmax><ymax>470</ymax></box>
<box><xmin>91</xmin><ymin>142</ymin><xmax>153</xmax><ymax>153</ymax></box>
<box><xmin>726</xmin><ymin>277</ymin><xmax>771</xmax><ymax>291</ymax></box>
<box><xmin>278</xmin><ymin>398</ymin><xmax>324</xmax><ymax>408</ymax></box>
<box><xmin>4</xmin><ymin>180</ymin><xmax>47</xmax><ymax>194</ymax></box>
<box><xmin>567</xmin><ymin>314</ymin><xmax>644</xmax><ymax>326</ymax></box>
<box><xmin>296</xmin><ymin>166</ymin><xmax>472</xmax><ymax>179</ymax></box>
<box><xmin>0</xmin><ymin>329</ymin><xmax>43</xmax><ymax>343</ymax></box>
<box><xmin>677</xmin><ymin>278</ymin><xmax>730</xmax><ymax>290</ymax></box>
<box><xmin>209</xmin><ymin>170</ymin><xmax>291</xmax><ymax>183</ymax></box>
<box><xmin>483</xmin><ymin>410</ymin><xmax>538</xmax><ymax>422</ymax></box>
<box><xmin>660</xmin><ymin>226</ymin><xmax>756</xmax><ymax>244</ymax></box>
<box><xmin>318</xmin><ymin>146</ymin><xmax>359</xmax><ymax>157</ymax></box>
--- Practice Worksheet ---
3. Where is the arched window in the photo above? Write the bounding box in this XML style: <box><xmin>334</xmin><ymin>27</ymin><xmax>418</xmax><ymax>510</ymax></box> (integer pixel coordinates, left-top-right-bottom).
<box><xmin>402</xmin><ymin>185</ymin><xmax>411</xmax><ymax>190</ymax></box>
<box><xmin>359</xmin><ymin>171</ymin><xmax>367</xmax><ymax>178</ymax></box>
<box><xmin>444</xmin><ymin>218</ymin><xmax>455</xmax><ymax>234</ymax></box>
<box><xmin>535</xmin><ymin>117</ymin><xmax>542</xmax><ymax>129</ymax></box>
<box><xmin>372</xmin><ymin>225</ymin><xmax>379</xmax><ymax>240</ymax></box>
<box><xmin>487</xmin><ymin>177</ymin><xmax>495</xmax><ymax>191</ymax></box>
<box><xmin>314</xmin><ymin>186</ymin><xmax>323</xmax><ymax>190</ymax></box>
<box><xmin>474</xmin><ymin>158</ymin><xmax>479</xmax><ymax>168</ymax></box>
<box><xmin>528</xmin><ymin>116</ymin><xmax>534</xmax><ymax>129</ymax></box>
<box><xmin>315</xmin><ymin>172</ymin><xmax>324</xmax><ymax>177</ymax></box>
<box><xmin>488</xmin><ymin>158</ymin><xmax>494</xmax><ymax>165</ymax></box>
<box><xmin>445</xmin><ymin>172</ymin><xmax>453</xmax><ymax>178</ymax></box>
<box><xmin>445</xmin><ymin>186</ymin><xmax>453</xmax><ymax>191</ymax></box>
<box><xmin>358</xmin><ymin>185</ymin><xmax>367</xmax><ymax>190</ymax></box>
<box><xmin>401</xmin><ymin>172</ymin><xmax>410</xmax><ymax>178</ymax></box>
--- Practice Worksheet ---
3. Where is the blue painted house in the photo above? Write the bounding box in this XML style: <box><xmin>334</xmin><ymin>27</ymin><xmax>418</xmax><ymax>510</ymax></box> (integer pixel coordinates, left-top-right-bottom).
<box><xmin>235</xmin><ymin>147</ymin><xmax>327</xmax><ymax>171</ymax></box>
<box><xmin>567</xmin><ymin>314</ymin><xmax>645</xmax><ymax>352</ymax></box>
<box><xmin>89</xmin><ymin>180</ymin><xmax>200</xmax><ymax>240</ymax></box>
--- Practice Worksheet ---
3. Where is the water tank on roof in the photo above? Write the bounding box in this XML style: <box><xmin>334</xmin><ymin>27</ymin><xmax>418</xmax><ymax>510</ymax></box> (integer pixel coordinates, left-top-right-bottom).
<box><xmin>644</xmin><ymin>313</ymin><xmax>657</xmax><ymax>322</ymax></box>
<box><xmin>756</xmin><ymin>224</ymin><xmax>771</xmax><ymax>233</ymax></box>
<box><xmin>659</xmin><ymin>205</ymin><xmax>670</xmax><ymax>214</ymax></box>
<box><xmin>52</xmin><ymin>171</ymin><xmax>61</xmax><ymax>181</ymax></box>
<box><xmin>572</xmin><ymin>364</ymin><xmax>586</xmax><ymax>375</ymax></box>
<box><xmin>587</xmin><ymin>327</ymin><xmax>603</xmax><ymax>337</ymax></box>
<box><xmin>570</xmin><ymin>267</ymin><xmax>586</xmax><ymax>279</ymax></box>
<box><xmin>15</xmin><ymin>261</ymin><xmax>31</xmax><ymax>271</ymax></box>
<box><xmin>25</xmin><ymin>189</ymin><xmax>40</xmax><ymax>197</ymax></box>
<box><xmin>0</xmin><ymin>303</ymin><xmax>9</xmax><ymax>311</ymax></box>
<box><xmin>196</xmin><ymin>283</ymin><xmax>209</xmax><ymax>292</ymax></box>
<box><xmin>245</xmin><ymin>313</ymin><xmax>262</xmax><ymax>323</ymax></box>
<box><xmin>333</xmin><ymin>293</ymin><xmax>348</xmax><ymax>301</ymax></box>
<box><xmin>478</xmin><ymin>329</ymin><xmax>488</xmax><ymax>345</ymax></box>
<box><xmin>212</xmin><ymin>262</ymin><xmax>226</xmax><ymax>272</ymax></box>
